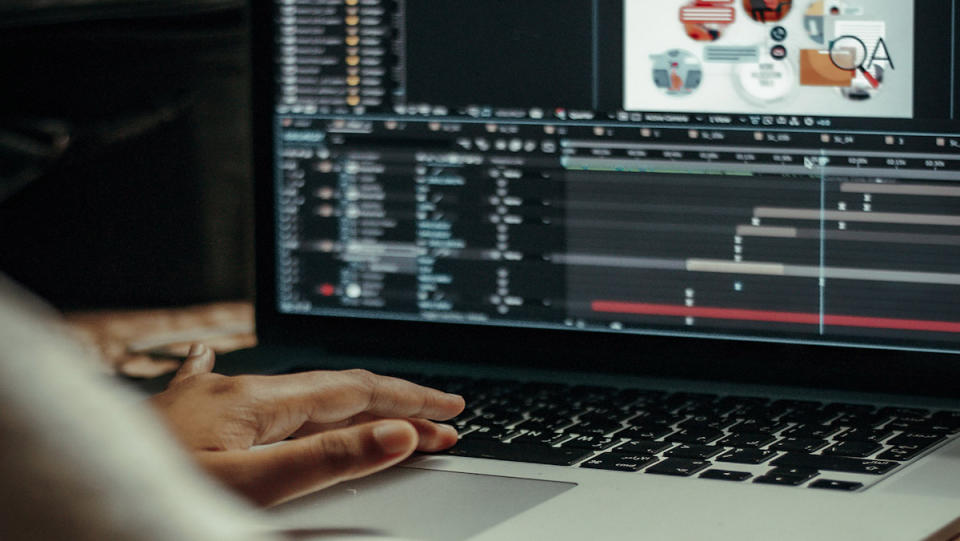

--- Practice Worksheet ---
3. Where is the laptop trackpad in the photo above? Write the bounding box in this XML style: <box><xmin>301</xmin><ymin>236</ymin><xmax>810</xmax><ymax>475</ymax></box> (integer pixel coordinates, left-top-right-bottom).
<box><xmin>268</xmin><ymin>467</ymin><xmax>575</xmax><ymax>541</ymax></box>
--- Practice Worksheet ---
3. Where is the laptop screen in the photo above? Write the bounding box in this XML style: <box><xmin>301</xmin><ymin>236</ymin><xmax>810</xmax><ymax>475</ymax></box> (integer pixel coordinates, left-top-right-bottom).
<box><xmin>267</xmin><ymin>1</ymin><xmax>960</xmax><ymax>355</ymax></box>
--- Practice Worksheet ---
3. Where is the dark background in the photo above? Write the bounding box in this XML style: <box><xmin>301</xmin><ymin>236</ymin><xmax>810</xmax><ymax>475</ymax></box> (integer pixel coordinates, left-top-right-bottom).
<box><xmin>0</xmin><ymin>1</ymin><xmax>254</xmax><ymax>308</ymax></box>
<box><xmin>405</xmin><ymin>0</ymin><xmax>596</xmax><ymax>110</ymax></box>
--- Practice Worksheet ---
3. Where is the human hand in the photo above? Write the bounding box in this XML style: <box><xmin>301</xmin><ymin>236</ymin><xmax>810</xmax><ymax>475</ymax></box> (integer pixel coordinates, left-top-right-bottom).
<box><xmin>150</xmin><ymin>344</ymin><xmax>465</xmax><ymax>506</ymax></box>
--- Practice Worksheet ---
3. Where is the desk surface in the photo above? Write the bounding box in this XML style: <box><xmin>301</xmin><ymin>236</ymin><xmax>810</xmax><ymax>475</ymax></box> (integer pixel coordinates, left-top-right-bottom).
<box><xmin>926</xmin><ymin>517</ymin><xmax>960</xmax><ymax>541</ymax></box>
<box><xmin>65</xmin><ymin>301</ymin><xmax>256</xmax><ymax>378</ymax></box>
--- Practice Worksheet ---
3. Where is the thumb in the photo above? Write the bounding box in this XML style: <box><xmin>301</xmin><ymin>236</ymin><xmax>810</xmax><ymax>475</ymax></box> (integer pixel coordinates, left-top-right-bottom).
<box><xmin>169</xmin><ymin>344</ymin><xmax>216</xmax><ymax>386</ymax></box>
<box><xmin>196</xmin><ymin>420</ymin><xmax>419</xmax><ymax>507</ymax></box>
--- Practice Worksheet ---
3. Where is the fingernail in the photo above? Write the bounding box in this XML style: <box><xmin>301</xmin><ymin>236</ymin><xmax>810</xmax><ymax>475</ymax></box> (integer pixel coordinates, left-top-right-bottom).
<box><xmin>446</xmin><ymin>393</ymin><xmax>464</xmax><ymax>402</ymax></box>
<box><xmin>373</xmin><ymin>422</ymin><xmax>414</xmax><ymax>454</ymax></box>
<box><xmin>187</xmin><ymin>344</ymin><xmax>206</xmax><ymax>358</ymax></box>
<box><xmin>438</xmin><ymin>424</ymin><xmax>459</xmax><ymax>438</ymax></box>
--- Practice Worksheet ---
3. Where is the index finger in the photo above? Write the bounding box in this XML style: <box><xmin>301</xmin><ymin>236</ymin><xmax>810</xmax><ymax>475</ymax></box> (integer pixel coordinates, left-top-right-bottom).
<box><xmin>250</xmin><ymin>369</ymin><xmax>466</xmax><ymax>425</ymax></box>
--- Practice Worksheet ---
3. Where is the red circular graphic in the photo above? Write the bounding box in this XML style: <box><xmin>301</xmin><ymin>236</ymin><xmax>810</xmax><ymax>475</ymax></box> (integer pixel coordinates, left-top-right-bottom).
<box><xmin>742</xmin><ymin>0</ymin><xmax>793</xmax><ymax>23</ymax></box>
<box><xmin>680</xmin><ymin>0</ymin><xmax>736</xmax><ymax>42</ymax></box>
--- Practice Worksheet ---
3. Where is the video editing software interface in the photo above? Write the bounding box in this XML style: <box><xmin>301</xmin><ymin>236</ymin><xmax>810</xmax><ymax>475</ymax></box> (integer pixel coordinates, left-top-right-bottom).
<box><xmin>272</xmin><ymin>1</ymin><xmax>960</xmax><ymax>353</ymax></box>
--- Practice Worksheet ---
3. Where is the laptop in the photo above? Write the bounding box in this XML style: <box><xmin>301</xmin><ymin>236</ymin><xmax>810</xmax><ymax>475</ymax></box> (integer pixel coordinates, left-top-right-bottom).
<box><xmin>229</xmin><ymin>1</ymin><xmax>960</xmax><ymax>539</ymax></box>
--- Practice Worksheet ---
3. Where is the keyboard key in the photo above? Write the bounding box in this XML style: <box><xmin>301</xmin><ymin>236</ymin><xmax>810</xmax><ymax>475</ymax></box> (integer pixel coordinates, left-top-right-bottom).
<box><xmin>887</xmin><ymin>432</ymin><xmax>945</xmax><ymax>449</ymax></box>
<box><xmin>700</xmin><ymin>469</ymin><xmax>752</xmax><ymax>482</ymax></box>
<box><xmin>779</xmin><ymin>411</ymin><xmax>838</xmax><ymax>425</ymax></box>
<box><xmin>448</xmin><ymin>439</ymin><xmax>592</xmax><ymax>466</ymax></box>
<box><xmin>823</xmin><ymin>403</ymin><xmax>876</xmax><ymax>416</ymax></box>
<box><xmin>781</xmin><ymin>424</ymin><xmax>843</xmax><ymax>440</ymax></box>
<box><xmin>876</xmin><ymin>446</ymin><xmax>925</xmax><ymax>461</ymax></box>
<box><xmin>767</xmin><ymin>467</ymin><xmax>818</xmax><ymax>482</ymax></box>
<box><xmin>509</xmin><ymin>430</ymin><xmax>568</xmax><ymax>446</ymax></box>
<box><xmin>809</xmin><ymin>479</ymin><xmax>864</xmax><ymax>491</ymax></box>
<box><xmin>664</xmin><ymin>392</ymin><xmax>718</xmax><ymax>411</ymax></box>
<box><xmin>823</xmin><ymin>441</ymin><xmax>883</xmax><ymax>458</ymax></box>
<box><xmin>528</xmin><ymin>406</ymin><xmax>580</xmax><ymax>420</ymax></box>
<box><xmin>462</xmin><ymin>425</ymin><xmax>509</xmax><ymax>440</ymax></box>
<box><xmin>884</xmin><ymin>419</ymin><xmax>943</xmax><ymax>433</ymax></box>
<box><xmin>513</xmin><ymin>418</ymin><xmax>572</xmax><ymax>432</ymax></box>
<box><xmin>717</xmin><ymin>396</ymin><xmax>770</xmax><ymax>411</ymax></box>
<box><xmin>879</xmin><ymin>407</ymin><xmax>930</xmax><ymax>418</ymax></box>
<box><xmin>665</xmin><ymin>444</ymin><xmax>725</xmax><ymax>460</ymax></box>
<box><xmin>569</xmin><ymin>420</ymin><xmax>623</xmax><ymax>435</ymax></box>
<box><xmin>562</xmin><ymin>435</ymin><xmax>619</xmax><ymax>451</ymax></box>
<box><xmin>770</xmin><ymin>437</ymin><xmax>829</xmax><ymax>454</ymax></box>
<box><xmin>675</xmin><ymin>404</ymin><xmax>726</xmax><ymax>417</ymax></box>
<box><xmin>930</xmin><ymin>411</ymin><xmax>960</xmax><ymax>431</ymax></box>
<box><xmin>475</xmin><ymin>411</ymin><xmax>523</xmax><ymax>427</ymax></box>
<box><xmin>678</xmin><ymin>416</ymin><xmax>739</xmax><ymax>430</ymax></box>
<box><xmin>483</xmin><ymin>404</ymin><xmax>527</xmax><ymax>417</ymax></box>
<box><xmin>666</xmin><ymin>427</ymin><xmax>725</xmax><ymax>445</ymax></box>
<box><xmin>579</xmin><ymin>408</ymin><xmax>633</xmax><ymax>424</ymax></box>
<box><xmin>729</xmin><ymin>419</ymin><xmax>788</xmax><ymax>435</ymax></box>
<box><xmin>628</xmin><ymin>413</ymin><xmax>683</xmax><ymax>429</ymax></box>
<box><xmin>620</xmin><ymin>425</ymin><xmax>673</xmax><ymax>441</ymax></box>
<box><xmin>739</xmin><ymin>405</ymin><xmax>789</xmax><ymax>419</ymax></box>
<box><xmin>833</xmin><ymin>428</ymin><xmax>894</xmax><ymax>443</ymax></box>
<box><xmin>619</xmin><ymin>389</ymin><xmax>669</xmax><ymax>407</ymax></box>
<box><xmin>876</xmin><ymin>434</ymin><xmax>944</xmax><ymax>461</ymax></box>
<box><xmin>772</xmin><ymin>453</ymin><xmax>898</xmax><ymax>475</ymax></box>
<box><xmin>754</xmin><ymin>474</ymin><xmax>809</xmax><ymax>487</ymax></box>
<box><xmin>718</xmin><ymin>448</ymin><xmax>778</xmax><ymax>465</ymax></box>
<box><xmin>614</xmin><ymin>439</ymin><xmax>673</xmax><ymax>455</ymax></box>
<box><xmin>832</xmin><ymin>413</ymin><xmax>891</xmax><ymax>428</ymax></box>
<box><xmin>718</xmin><ymin>432</ymin><xmax>776</xmax><ymax>448</ymax></box>
<box><xmin>645</xmin><ymin>458</ymin><xmax>711</xmax><ymax>477</ymax></box>
<box><xmin>899</xmin><ymin>421</ymin><xmax>960</xmax><ymax>434</ymax></box>
<box><xmin>581</xmin><ymin>453</ymin><xmax>657</xmax><ymax>472</ymax></box>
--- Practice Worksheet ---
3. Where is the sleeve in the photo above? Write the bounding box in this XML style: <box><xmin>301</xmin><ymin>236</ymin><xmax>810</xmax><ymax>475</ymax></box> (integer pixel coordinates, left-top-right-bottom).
<box><xmin>0</xmin><ymin>275</ymin><xmax>281</xmax><ymax>541</ymax></box>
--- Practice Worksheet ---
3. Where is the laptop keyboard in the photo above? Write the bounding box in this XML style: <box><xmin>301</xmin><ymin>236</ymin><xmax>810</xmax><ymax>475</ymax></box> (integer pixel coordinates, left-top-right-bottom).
<box><xmin>396</xmin><ymin>373</ymin><xmax>960</xmax><ymax>491</ymax></box>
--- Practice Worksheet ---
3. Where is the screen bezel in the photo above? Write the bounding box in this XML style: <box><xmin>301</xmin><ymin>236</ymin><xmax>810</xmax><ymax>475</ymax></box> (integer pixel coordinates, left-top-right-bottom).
<box><xmin>250</xmin><ymin>0</ymin><xmax>960</xmax><ymax>397</ymax></box>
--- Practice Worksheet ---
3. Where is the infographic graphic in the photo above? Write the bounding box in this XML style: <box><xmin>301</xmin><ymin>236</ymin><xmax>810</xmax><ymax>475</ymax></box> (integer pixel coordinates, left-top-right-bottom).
<box><xmin>624</xmin><ymin>0</ymin><xmax>915</xmax><ymax>117</ymax></box>
<box><xmin>743</xmin><ymin>0</ymin><xmax>792</xmax><ymax>23</ymax></box>
<box><xmin>650</xmin><ymin>49</ymin><xmax>704</xmax><ymax>95</ymax></box>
